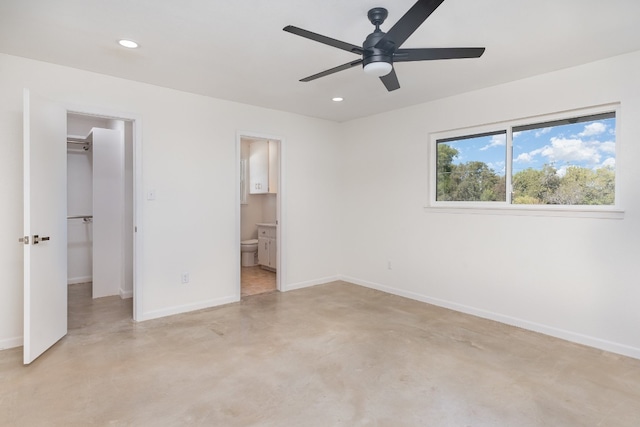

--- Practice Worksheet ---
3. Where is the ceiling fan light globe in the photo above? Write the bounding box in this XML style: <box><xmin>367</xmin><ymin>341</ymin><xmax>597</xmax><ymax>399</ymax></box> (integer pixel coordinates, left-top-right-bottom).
<box><xmin>363</xmin><ymin>61</ymin><xmax>392</xmax><ymax>77</ymax></box>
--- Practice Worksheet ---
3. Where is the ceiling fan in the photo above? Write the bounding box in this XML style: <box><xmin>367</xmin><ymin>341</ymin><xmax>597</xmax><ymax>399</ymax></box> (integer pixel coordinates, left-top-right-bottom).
<box><xmin>283</xmin><ymin>0</ymin><xmax>485</xmax><ymax>91</ymax></box>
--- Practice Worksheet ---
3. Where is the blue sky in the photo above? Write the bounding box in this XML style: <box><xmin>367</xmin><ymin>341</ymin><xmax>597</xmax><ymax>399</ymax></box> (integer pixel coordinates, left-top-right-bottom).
<box><xmin>444</xmin><ymin>118</ymin><xmax>616</xmax><ymax>177</ymax></box>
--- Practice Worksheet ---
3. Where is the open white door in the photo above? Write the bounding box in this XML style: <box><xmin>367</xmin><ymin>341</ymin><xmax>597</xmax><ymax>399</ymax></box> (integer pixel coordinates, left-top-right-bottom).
<box><xmin>22</xmin><ymin>89</ymin><xmax>68</xmax><ymax>364</ymax></box>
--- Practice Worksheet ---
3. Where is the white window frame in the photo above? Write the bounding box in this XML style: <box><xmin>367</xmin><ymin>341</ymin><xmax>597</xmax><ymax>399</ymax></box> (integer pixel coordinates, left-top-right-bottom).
<box><xmin>427</xmin><ymin>103</ymin><xmax>624</xmax><ymax>219</ymax></box>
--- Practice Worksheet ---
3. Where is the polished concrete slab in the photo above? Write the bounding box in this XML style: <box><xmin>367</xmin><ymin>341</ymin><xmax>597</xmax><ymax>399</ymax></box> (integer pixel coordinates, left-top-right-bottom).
<box><xmin>1</xmin><ymin>281</ymin><xmax>639</xmax><ymax>426</ymax></box>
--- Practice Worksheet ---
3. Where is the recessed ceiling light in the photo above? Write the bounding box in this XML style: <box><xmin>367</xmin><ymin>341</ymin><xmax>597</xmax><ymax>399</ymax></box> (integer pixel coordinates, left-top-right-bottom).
<box><xmin>332</xmin><ymin>97</ymin><xmax>344</xmax><ymax>102</ymax></box>
<box><xmin>118</xmin><ymin>39</ymin><xmax>139</xmax><ymax>49</ymax></box>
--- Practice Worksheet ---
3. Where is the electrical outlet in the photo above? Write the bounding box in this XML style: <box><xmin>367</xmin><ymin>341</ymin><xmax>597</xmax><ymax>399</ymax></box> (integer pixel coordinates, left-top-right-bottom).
<box><xmin>181</xmin><ymin>272</ymin><xmax>189</xmax><ymax>284</ymax></box>
<box><xmin>387</xmin><ymin>261</ymin><xmax>392</xmax><ymax>270</ymax></box>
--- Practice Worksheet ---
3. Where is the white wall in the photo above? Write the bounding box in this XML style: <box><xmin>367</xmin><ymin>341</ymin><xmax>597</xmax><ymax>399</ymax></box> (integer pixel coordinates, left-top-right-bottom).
<box><xmin>67</xmin><ymin>131</ymin><xmax>93</xmax><ymax>284</ymax></box>
<box><xmin>338</xmin><ymin>50</ymin><xmax>640</xmax><ymax>359</ymax></box>
<box><xmin>0</xmin><ymin>53</ymin><xmax>342</xmax><ymax>349</ymax></box>
<box><xmin>92</xmin><ymin>127</ymin><xmax>125</xmax><ymax>298</ymax></box>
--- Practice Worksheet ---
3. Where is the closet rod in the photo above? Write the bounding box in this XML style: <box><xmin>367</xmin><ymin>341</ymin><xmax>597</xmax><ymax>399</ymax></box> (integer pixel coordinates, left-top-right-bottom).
<box><xmin>67</xmin><ymin>215</ymin><xmax>93</xmax><ymax>220</ymax></box>
<box><xmin>67</xmin><ymin>140</ymin><xmax>91</xmax><ymax>151</ymax></box>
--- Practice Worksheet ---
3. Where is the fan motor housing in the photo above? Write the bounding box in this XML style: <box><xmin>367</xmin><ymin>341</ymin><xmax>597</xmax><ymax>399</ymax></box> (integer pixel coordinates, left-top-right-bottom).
<box><xmin>362</xmin><ymin>31</ymin><xmax>393</xmax><ymax>68</ymax></box>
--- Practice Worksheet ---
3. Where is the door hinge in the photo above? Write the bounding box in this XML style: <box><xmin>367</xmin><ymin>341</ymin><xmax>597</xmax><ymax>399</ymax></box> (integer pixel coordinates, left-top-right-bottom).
<box><xmin>19</xmin><ymin>236</ymin><xmax>29</xmax><ymax>245</ymax></box>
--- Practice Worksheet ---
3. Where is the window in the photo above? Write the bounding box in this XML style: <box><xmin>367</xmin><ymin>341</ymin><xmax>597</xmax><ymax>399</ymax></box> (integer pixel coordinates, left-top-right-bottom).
<box><xmin>430</xmin><ymin>105</ymin><xmax>621</xmax><ymax>217</ymax></box>
<box><xmin>436</xmin><ymin>130</ymin><xmax>507</xmax><ymax>202</ymax></box>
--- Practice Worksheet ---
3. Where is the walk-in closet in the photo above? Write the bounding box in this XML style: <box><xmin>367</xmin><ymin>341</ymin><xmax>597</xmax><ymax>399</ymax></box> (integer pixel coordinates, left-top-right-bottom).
<box><xmin>67</xmin><ymin>113</ymin><xmax>134</xmax><ymax>301</ymax></box>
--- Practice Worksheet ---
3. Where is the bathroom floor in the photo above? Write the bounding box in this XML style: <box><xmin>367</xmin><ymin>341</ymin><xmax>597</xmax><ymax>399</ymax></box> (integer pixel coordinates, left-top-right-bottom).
<box><xmin>241</xmin><ymin>266</ymin><xmax>276</xmax><ymax>297</ymax></box>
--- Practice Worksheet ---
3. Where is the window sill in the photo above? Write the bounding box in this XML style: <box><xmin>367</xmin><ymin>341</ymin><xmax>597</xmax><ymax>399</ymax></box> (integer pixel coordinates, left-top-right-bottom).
<box><xmin>423</xmin><ymin>204</ymin><xmax>625</xmax><ymax>219</ymax></box>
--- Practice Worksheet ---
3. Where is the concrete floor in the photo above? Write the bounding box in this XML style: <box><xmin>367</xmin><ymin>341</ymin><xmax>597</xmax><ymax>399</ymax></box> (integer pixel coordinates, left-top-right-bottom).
<box><xmin>1</xmin><ymin>281</ymin><xmax>640</xmax><ymax>426</ymax></box>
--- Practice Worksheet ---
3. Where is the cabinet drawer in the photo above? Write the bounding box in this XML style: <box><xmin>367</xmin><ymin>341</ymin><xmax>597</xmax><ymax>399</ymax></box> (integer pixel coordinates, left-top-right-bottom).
<box><xmin>258</xmin><ymin>226</ymin><xmax>276</xmax><ymax>238</ymax></box>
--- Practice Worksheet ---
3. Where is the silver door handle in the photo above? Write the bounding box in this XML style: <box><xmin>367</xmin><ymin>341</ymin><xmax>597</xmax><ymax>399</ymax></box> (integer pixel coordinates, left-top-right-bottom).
<box><xmin>33</xmin><ymin>235</ymin><xmax>50</xmax><ymax>244</ymax></box>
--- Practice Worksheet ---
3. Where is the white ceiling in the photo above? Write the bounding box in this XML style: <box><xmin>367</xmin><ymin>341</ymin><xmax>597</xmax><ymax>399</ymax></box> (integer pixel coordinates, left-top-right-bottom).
<box><xmin>1</xmin><ymin>0</ymin><xmax>640</xmax><ymax>122</ymax></box>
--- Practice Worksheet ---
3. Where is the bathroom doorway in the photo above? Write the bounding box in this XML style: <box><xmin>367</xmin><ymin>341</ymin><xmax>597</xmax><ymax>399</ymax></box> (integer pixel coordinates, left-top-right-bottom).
<box><xmin>238</xmin><ymin>133</ymin><xmax>282</xmax><ymax>297</ymax></box>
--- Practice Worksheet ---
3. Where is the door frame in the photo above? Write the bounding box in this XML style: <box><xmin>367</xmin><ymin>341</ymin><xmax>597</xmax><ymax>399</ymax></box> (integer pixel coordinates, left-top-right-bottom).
<box><xmin>66</xmin><ymin>103</ymin><xmax>143</xmax><ymax>320</ymax></box>
<box><xmin>235</xmin><ymin>131</ymin><xmax>286</xmax><ymax>298</ymax></box>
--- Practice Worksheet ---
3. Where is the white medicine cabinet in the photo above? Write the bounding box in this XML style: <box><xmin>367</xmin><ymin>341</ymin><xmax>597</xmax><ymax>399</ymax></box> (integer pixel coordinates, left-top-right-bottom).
<box><xmin>249</xmin><ymin>140</ymin><xmax>278</xmax><ymax>194</ymax></box>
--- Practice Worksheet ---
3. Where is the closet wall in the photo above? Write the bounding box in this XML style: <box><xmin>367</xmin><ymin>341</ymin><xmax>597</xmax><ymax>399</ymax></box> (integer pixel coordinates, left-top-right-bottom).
<box><xmin>67</xmin><ymin>115</ymin><xmax>107</xmax><ymax>284</ymax></box>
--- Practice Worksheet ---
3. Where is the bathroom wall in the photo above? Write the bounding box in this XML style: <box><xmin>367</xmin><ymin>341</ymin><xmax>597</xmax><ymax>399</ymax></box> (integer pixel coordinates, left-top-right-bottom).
<box><xmin>261</xmin><ymin>194</ymin><xmax>277</xmax><ymax>224</ymax></box>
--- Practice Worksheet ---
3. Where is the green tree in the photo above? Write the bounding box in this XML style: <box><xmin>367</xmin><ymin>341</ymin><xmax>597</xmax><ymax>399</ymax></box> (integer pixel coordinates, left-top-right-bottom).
<box><xmin>436</xmin><ymin>143</ymin><xmax>459</xmax><ymax>201</ymax></box>
<box><xmin>551</xmin><ymin>166</ymin><xmax>615</xmax><ymax>205</ymax></box>
<box><xmin>449</xmin><ymin>161</ymin><xmax>502</xmax><ymax>201</ymax></box>
<box><xmin>512</xmin><ymin>164</ymin><xmax>561</xmax><ymax>204</ymax></box>
<box><xmin>513</xmin><ymin>164</ymin><xmax>614</xmax><ymax>205</ymax></box>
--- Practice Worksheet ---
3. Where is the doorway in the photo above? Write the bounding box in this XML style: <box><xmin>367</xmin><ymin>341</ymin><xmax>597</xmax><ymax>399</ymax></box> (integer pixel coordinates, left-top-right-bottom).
<box><xmin>66</xmin><ymin>112</ymin><xmax>136</xmax><ymax>320</ymax></box>
<box><xmin>22</xmin><ymin>90</ymin><xmax>143</xmax><ymax>364</ymax></box>
<box><xmin>238</xmin><ymin>134</ymin><xmax>283</xmax><ymax>297</ymax></box>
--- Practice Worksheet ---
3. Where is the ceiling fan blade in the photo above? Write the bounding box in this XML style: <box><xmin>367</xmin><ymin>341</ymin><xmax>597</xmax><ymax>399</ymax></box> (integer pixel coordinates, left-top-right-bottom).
<box><xmin>380</xmin><ymin>68</ymin><xmax>400</xmax><ymax>91</ymax></box>
<box><xmin>300</xmin><ymin>59</ymin><xmax>364</xmax><ymax>82</ymax></box>
<box><xmin>394</xmin><ymin>47</ymin><xmax>485</xmax><ymax>62</ymax></box>
<box><xmin>376</xmin><ymin>0</ymin><xmax>445</xmax><ymax>51</ymax></box>
<box><xmin>283</xmin><ymin>26</ymin><xmax>364</xmax><ymax>55</ymax></box>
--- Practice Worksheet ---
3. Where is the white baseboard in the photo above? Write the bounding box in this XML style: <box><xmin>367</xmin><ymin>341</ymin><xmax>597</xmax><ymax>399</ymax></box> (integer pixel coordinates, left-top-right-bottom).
<box><xmin>119</xmin><ymin>288</ymin><xmax>133</xmax><ymax>299</ymax></box>
<box><xmin>340</xmin><ymin>275</ymin><xmax>640</xmax><ymax>360</ymax></box>
<box><xmin>67</xmin><ymin>275</ymin><xmax>92</xmax><ymax>285</ymax></box>
<box><xmin>0</xmin><ymin>336</ymin><xmax>23</xmax><ymax>350</ymax></box>
<box><xmin>139</xmin><ymin>295</ymin><xmax>238</xmax><ymax>322</ymax></box>
<box><xmin>283</xmin><ymin>275</ymin><xmax>341</xmax><ymax>292</ymax></box>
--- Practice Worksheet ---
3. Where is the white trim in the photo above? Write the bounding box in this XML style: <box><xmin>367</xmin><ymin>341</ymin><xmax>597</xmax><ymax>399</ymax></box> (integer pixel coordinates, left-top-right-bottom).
<box><xmin>284</xmin><ymin>275</ymin><xmax>341</xmax><ymax>292</ymax></box>
<box><xmin>340</xmin><ymin>275</ymin><xmax>640</xmax><ymax>360</ymax></box>
<box><xmin>423</xmin><ymin>205</ymin><xmax>624</xmax><ymax>219</ymax></box>
<box><xmin>119</xmin><ymin>288</ymin><xmax>133</xmax><ymax>299</ymax></box>
<box><xmin>0</xmin><ymin>336</ymin><xmax>23</xmax><ymax>350</ymax></box>
<box><xmin>67</xmin><ymin>276</ymin><xmax>92</xmax><ymax>285</ymax></box>
<box><xmin>427</xmin><ymin>103</ymin><xmax>623</xmax><ymax>217</ymax></box>
<box><xmin>139</xmin><ymin>295</ymin><xmax>237</xmax><ymax>321</ymax></box>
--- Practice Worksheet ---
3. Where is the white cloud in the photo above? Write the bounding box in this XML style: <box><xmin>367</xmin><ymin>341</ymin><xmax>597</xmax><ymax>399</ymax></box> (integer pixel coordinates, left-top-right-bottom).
<box><xmin>542</xmin><ymin>137</ymin><xmax>601</xmax><ymax>164</ymax></box>
<box><xmin>479</xmin><ymin>134</ymin><xmax>506</xmax><ymax>151</ymax></box>
<box><xmin>514</xmin><ymin>147</ymin><xmax>544</xmax><ymax>163</ymax></box>
<box><xmin>514</xmin><ymin>137</ymin><xmax>615</xmax><ymax>167</ymax></box>
<box><xmin>601</xmin><ymin>157</ymin><xmax>615</xmax><ymax>169</ymax></box>
<box><xmin>598</xmin><ymin>140</ymin><xmax>616</xmax><ymax>154</ymax></box>
<box><xmin>578</xmin><ymin>122</ymin><xmax>607</xmax><ymax>137</ymax></box>
<box><xmin>535</xmin><ymin>127</ymin><xmax>552</xmax><ymax>137</ymax></box>
<box><xmin>515</xmin><ymin>152</ymin><xmax>533</xmax><ymax>163</ymax></box>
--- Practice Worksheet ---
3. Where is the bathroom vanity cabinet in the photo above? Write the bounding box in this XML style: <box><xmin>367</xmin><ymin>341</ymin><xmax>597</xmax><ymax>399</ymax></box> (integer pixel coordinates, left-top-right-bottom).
<box><xmin>257</xmin><ymin>224</ymin><xmax>277</xmax><ymax>271</ymax></box>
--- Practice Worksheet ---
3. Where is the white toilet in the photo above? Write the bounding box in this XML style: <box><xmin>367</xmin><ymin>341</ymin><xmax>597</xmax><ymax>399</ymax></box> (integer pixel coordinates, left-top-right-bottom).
<box><xmin>241</xmin><ymin>239</ymin><xmax>259</xmax><ymax>267</ymax></box>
